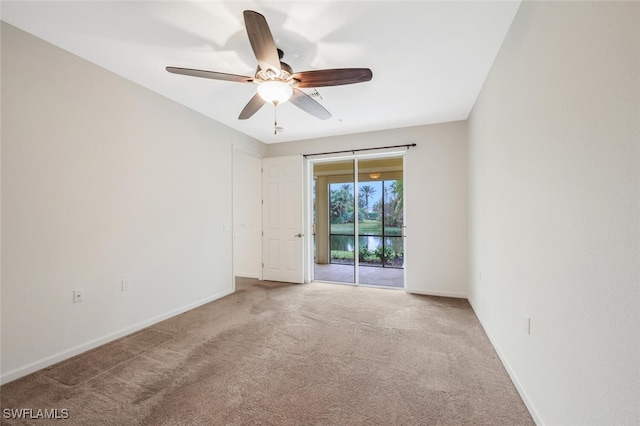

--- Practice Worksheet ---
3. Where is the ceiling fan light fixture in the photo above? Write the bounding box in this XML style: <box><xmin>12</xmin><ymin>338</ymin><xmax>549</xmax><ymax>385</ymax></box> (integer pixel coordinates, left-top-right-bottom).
<box><xmin>369</xmin><ymin>172</ymin><xmax>381</xmax><ymax>179</ymax></box>
<box><xmin>257</xmin><ymin>81</ymin><xmax>293</xmax><ymax>105</ymax></box>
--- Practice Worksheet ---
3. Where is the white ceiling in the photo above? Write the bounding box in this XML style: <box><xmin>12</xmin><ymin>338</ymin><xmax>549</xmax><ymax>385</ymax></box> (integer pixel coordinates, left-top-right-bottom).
<box><xmin>1</xmin><ymin>1</ymin><xmax>521</xmax><ymax>144</ymax></box>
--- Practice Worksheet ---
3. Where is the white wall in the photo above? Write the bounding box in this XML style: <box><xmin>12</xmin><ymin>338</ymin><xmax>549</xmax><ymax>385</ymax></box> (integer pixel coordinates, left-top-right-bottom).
<box><xmin>0</xmin><ymin>23</ymin><xmax>264</xmax><ymax>383</ymax></box>
<box><xmin>267</xmin><ymin>122</ymin><xmax>468</xmax><ymax>297</ymax></box>
<box><xmin>233</xmin><ymin>148</ymin><xmax>263</xmax><ymax>279</ymax></box>
<box><xmin>468</xmin><ymin>2</ymin><xmax>640</xmax><ymax>424</ymax></box>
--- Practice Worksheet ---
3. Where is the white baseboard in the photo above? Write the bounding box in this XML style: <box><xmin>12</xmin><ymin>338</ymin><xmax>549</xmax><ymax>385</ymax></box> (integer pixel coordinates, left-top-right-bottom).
<box><xmin>405</xmin><ymin>287</ymin><xmax>467</xmax><ymax>299</ymax></box>
<box><xmin>467</xmin><ymin>297</ymin><xmax>543</xmax><ymax>426</ymax></box>
<box><xmin>234</xmin><ymin>272</ymin><xmax>260</xmax><ymax>279</ymax></box>
<box><xmin>0</xmin><ymin>288</ymin><xmax>234</xmax><ymax>385</ymax></box>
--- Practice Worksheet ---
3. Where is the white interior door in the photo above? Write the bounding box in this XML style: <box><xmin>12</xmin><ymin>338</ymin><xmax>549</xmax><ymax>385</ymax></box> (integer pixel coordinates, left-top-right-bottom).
<box><xmin>262</xmin><ymin>155</ymin><xmax>304</xmax><ymax>283</ymax></box>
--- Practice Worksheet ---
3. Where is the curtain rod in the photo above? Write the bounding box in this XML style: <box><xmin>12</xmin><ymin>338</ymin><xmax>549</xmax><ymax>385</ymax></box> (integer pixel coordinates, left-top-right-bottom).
<box><xmin>302</xmin><ymin>143</ymin><xmax>417</xmax><ymax>158</ymax></box>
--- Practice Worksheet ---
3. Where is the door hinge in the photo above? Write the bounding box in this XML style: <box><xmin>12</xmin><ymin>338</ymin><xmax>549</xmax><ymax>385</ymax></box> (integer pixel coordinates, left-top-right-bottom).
<box><xmin>262</xmin><ymin>263</ymin><xmax>264</xmax><ymax>268</ymax></box>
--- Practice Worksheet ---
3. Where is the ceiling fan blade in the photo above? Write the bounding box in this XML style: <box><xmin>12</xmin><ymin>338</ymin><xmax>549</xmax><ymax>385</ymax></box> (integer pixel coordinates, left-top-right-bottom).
<box><xmin>292</xmin><ymin>68</ymin><xmax>373</xmax><ymax>88</ymax></box>
<box><xmin>243</xmin><ymin>10</ymin><xmax>281</xmax><ymax>73</ymax></box>
<box><xmin>290</xmin><ymin>89</ymin><xmax>331</xmax><ymax>120</ymax></box>
<box><xmin>238</xmin><ymin>93</ymin><xmax>266</xmax><ymax>120</ymax></box>
<box><xmin>166</xmin><ymin>67</ymin><xmax>253</xmax><ymax>83</ymax></box>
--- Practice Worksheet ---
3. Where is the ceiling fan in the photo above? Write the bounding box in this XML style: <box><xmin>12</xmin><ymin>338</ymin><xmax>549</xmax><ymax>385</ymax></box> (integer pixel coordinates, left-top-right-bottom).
<box><xmin>166</xmin><ymin>10</ymin><xmax>373</xmax><ymax>126</ymax></box>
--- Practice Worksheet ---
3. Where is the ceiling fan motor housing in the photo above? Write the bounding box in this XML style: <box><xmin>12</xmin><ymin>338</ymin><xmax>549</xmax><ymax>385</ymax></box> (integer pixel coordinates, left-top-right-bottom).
<box><xmin>255</xmin><ymin>60</ymin><xmax>296</xmax><ymax>86</ymax></box>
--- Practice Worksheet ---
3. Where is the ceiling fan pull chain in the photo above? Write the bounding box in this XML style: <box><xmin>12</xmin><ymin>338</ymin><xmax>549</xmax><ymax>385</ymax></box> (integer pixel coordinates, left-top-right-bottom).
<box><xmin>274</xmin><ymin>105</ymin><xmax>278</xmax><ymax>135</ymax></box>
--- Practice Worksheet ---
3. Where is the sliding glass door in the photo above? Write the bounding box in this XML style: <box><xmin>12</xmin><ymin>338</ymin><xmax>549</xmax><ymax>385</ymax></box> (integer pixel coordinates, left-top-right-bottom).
<box><xmin>314</xmin><ymin>160</ymin><xmax>355</xmax><ymax>284</ymax></box>
<box><xmin>313</xmin><ymin>157</ymin><xmax>404</xmax><ymax>288</ymax></box>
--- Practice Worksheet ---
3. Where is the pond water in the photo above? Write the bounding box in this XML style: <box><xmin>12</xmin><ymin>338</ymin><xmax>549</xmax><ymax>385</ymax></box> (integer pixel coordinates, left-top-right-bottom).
<box><xmin>330</xmin><ymin>235</ymin><xmax>404</xmax><ymax>254</ymax></box>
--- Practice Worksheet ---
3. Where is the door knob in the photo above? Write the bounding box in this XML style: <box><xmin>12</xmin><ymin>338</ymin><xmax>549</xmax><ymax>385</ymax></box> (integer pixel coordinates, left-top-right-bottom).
<box><xmin>294</xmin><ymin>233</ymin><xmax>303</xmax><ymax>238</ymax></box>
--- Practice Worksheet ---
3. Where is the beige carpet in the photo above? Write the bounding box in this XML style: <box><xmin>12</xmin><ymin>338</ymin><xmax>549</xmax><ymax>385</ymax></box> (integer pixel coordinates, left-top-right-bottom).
<box><xmin>1</xmin><ymin>280</ymin><xmax>534</xmax><ymax>425</ymax></box>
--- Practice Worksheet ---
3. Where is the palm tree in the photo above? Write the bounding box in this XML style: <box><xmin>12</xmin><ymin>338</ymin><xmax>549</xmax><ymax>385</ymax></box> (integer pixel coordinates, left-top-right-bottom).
<box><xmin>339</xmin><ymin>183</ymin><xmax>352</xmax><ymax>194</ymax></box>
<box><xmin>359</xmin><ymin>184</ymin><xmax>377</xmax><ymax>212</ymax></box>
<box><xmin>330</xmin><ymin>184</ymin><xmax>355</xmax><ymax>223</ymax></box>
<box><xmin>389</xmin><ymin>180</ymin><xmax>403</xmax><ymax>227</ymax></box>
<box><xmin>330</xmin><ymin>188</ymin><xmax>348</xmax><ymax>223</ymax></box>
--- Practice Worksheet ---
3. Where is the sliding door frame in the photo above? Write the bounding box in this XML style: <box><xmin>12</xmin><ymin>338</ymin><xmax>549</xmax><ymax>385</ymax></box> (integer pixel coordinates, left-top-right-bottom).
<box><xmin>304</xmin><ymin>150</ymin><xmax>407</xmax><ymax>286</ymax></box>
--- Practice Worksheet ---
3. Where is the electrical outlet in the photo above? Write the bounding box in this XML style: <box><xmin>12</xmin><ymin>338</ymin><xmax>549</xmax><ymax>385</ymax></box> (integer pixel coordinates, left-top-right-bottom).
<box><xmin>73</xmin><ymin>289</ymin><xmax>84</xmax><ymax>303</ymax></box>
<box><xmin>121</xmin><ymin>279</ymin><xmax>130</xmax><ymax>291</ymax></box>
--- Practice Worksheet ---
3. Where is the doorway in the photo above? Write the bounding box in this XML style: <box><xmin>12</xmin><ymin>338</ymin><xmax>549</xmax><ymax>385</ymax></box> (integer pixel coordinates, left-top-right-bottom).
<box><xmin>310</xmin><ymin>155</ymin><xmax>405</xmax><ymax>288</ymax></box>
